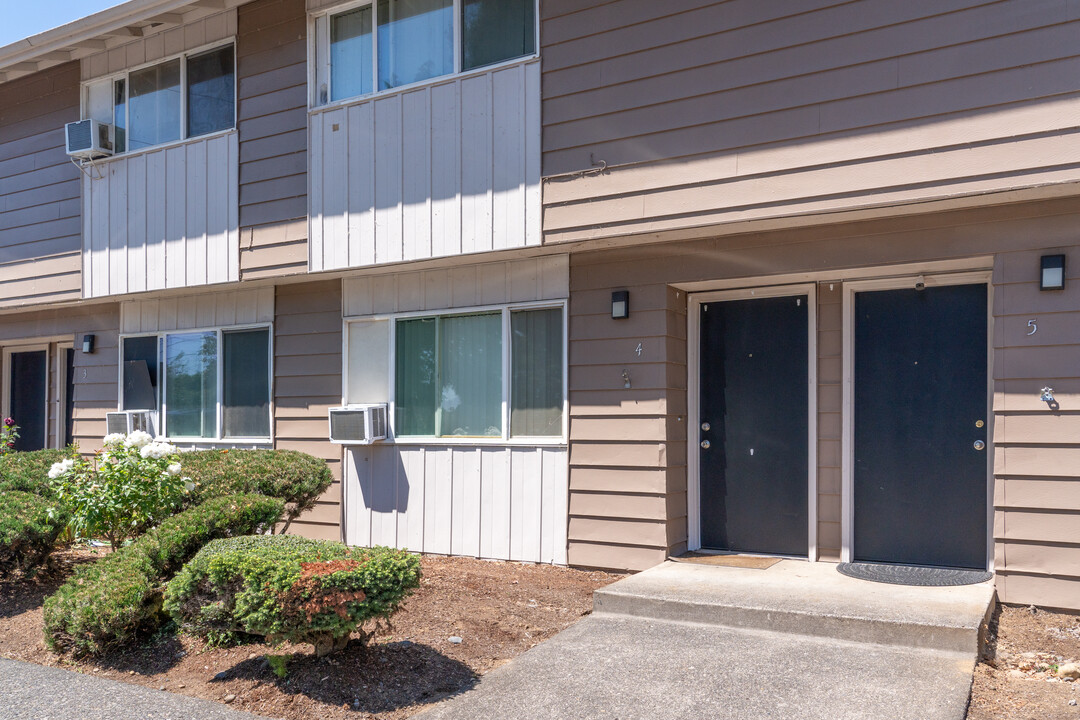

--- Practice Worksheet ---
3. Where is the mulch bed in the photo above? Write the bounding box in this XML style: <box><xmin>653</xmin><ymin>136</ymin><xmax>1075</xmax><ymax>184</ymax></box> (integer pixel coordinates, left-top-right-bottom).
<box><xmin>0</xmin><ymin>547</ymin><xmax>621</xmax><ymax>719</ymax></box>
<box><xmin>969</xmin><ymin>604</ymin><xmax>1080</xmax><ymax>719</ymax></box>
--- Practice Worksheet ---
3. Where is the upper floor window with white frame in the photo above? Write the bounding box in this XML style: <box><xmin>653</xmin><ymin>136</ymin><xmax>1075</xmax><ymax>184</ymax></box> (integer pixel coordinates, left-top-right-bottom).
<box><xmin>85</xmin><ymin>43</ymin><xmax>236</xmax><ymax>154</ymax></box>
<box><xmin>312</xmin><ymin>0</ymin><xmax>536</xmax><ymax>106</ymax></box>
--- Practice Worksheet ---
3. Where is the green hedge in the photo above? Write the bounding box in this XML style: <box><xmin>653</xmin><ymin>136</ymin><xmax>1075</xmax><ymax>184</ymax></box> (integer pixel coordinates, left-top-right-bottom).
<box><xmin>181</xmin><ymin>449</ymin><xmax>333</xmax><ymax>530</ymax></box>
<box><xmin>44</xmin><ymin>494</ymin><xmax>284</xmax><ymax>656</ymax></box>
<box><xmin>165</xmin><ymin>536</ymin><xmax>421</xmax><ymax>656</ymax></box>
<box><xmin>0</xmin><ymin>448</ymin><xmax>76</xmax><ymax>497</ymax></box>
<box><xmin>0</xmin><ymin>491</ymin><xmax>70</xmax><ymax>577</ymax></box>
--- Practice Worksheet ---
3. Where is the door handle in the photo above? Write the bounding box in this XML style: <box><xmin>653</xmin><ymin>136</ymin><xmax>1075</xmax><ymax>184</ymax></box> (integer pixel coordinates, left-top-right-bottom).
<box><xmin>973</xmin><ymin>440</ymin><xmax>986</xmax><ymax>451</ymax></box>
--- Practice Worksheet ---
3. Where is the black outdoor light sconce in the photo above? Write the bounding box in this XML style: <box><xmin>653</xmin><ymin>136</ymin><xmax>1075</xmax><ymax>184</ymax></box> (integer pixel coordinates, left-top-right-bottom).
<box><xmin>82</xmin><ymin>334</ymin><xmax>95</xmax><ymax>354</ymax></box>
<box><xmin>1040</xmin><ymin>254</ymin><xmax>1065</xmax><ymax>291</ymax></box>
<box><xmin>611</xmin><ymin>290</ymin><xmax>630</xmax><ymax>319</ymax></box>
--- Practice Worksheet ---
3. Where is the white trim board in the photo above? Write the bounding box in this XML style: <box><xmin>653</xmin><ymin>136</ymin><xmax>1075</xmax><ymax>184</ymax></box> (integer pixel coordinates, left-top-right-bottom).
<box><xmin>687</xmin><ymin>283</ymin><xmax>819</xmax><ymax>561</ymax></box>
<box><xmin>839</xmin><ymin>270</ymin><xmax>994</xmax><ymax>570</ymax></box>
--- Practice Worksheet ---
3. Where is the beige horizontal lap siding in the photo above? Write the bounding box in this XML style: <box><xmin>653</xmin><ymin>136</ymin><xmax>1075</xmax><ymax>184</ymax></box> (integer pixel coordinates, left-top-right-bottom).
<box><xmin>237</xmin><ymin>0</ymin><xmax>309</xmax><ymax>280</ymax></box>
<box><xmin>0</xmin><ymin>304</ymin><xmax>119</xmax><ymax>453</ymax></box>
<box><xmin>568</xmin><ymin>271</ymin><xmax>687</xmax><ymax>572</ymax></box>
<box><xmin>275</xmin><ymin>279</ymin><xmax>343</xmax><ymax>541</ymax></box>
<box><xmin>992</xmin><ymin>245</ymin><xmax>1080</xmax><ymax>610</ymax></box>
<box><xmin>540</xmin><ymin>0</ymin><xmax>1080</xmax><ymax>242</ymax></box>
<box><xmin>0</xmin><ymin>62</ymin><xmax>81</xmax><ymax>307</ymax></box>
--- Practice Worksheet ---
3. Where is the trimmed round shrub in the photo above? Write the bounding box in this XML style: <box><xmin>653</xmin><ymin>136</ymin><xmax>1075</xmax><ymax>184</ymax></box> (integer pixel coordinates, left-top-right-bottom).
<box><xmin>180</xmin><ymin>449</ymin><xmax>334</xmax><ymax>531</ymax></box>
<box><xmin>164</xmin><ymin>536</ymin><xmax>421</xmax><ymax>656</ymax></box>
<box><xmin>0</xmin><ymin>491</ymin><xmax>70</xmax><ymax>576</ymax></box>
<box><xmin>44</xmin><ymin>494</ymin><xmax>284</xmax><ymax>656</ymax></box>
<box><xmin>0</xmin><ymin>448</ymin><xmax>77</xmax><ymax>497</ymax></box>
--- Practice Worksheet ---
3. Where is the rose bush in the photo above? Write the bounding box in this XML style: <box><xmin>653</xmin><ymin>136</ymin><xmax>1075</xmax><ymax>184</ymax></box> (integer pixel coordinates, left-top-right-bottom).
<box><xmin>49</xmin><ymin>431</ymin><xmax>192</xmax><ymax>550</ymax></box>
<box><xmin>0</xmin><ymin>418</ymin><xmax>19</xmax><ymax>455</ymax></box>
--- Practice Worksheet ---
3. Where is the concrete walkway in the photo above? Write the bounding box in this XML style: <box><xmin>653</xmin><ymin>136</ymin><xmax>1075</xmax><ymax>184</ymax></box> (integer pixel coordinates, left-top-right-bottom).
<box><xmin>420</xmin><ymin>560</ymin><xmax>996</xmax><ymax>720</ymax></box>
<box><xmin>0</xmin><ymin>657</ymin><xmax>270</xmax><ymax>720</ymax></box>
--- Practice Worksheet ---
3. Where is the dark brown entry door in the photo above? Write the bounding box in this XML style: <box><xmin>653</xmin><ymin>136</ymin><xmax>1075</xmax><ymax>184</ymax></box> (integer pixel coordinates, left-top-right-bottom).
<box><xmin>699</xmin><ymin>294</ymin><xmax>809</xmax><ymax>556</ymax></box>
<box><xmin>853</xmin><ymin>283</ymin><xmax>988</xmax><ymax>569</ymax></box>
<box><xmin>9</xmin><ymin>350</ymin><xmax>48</xmax><ymax>452</ymax></box>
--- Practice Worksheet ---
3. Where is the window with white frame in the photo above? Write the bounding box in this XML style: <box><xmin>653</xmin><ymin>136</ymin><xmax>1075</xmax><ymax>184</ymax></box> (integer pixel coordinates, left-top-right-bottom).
<box><xmin>347</xmin><ymin>303</ymin><xmax>563</xmax><ymax>440</ymax></box>
<box><xmin>85</xmin><ymin>43</ymin><xmax>236</xmax><ymax>154</ymax></box>
<box><xmin>312</xmin><ymin>0</ymin><xmax>536</xmax><ymax>106</ymax></box>
<box><xmin>120</xmin><ymin>325</ymin><xmax>271</xmax><ymax>440</ymax></box>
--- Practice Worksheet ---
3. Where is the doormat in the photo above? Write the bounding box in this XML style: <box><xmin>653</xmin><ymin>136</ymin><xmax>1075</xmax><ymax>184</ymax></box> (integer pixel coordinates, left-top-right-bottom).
<box><xmin>837</xmin><ymin>562</ymin><xmax>992</xmax><ymax>586</ymax></box>
<box><xmin>671</xmin><ymin>553</ymin><xmax>782</xmax><ymax>570</ymax></box>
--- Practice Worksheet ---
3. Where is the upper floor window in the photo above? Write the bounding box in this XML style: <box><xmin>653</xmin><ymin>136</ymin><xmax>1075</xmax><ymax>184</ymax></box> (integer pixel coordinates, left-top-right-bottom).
<box><xmin>313</xmin><ymin>0</ymin><xmax>536</xmax><ymax>106</ymax></box>
<box><xmin>86</xmin><ymin>43</ymin><xmax>236</xmax><ymax>154</ymax></box>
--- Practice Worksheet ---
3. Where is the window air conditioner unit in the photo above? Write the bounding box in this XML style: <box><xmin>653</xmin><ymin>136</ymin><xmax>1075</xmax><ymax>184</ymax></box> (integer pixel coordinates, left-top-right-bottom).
<box><xmin>65</xmin><ymin>119</ymin><xmax>114</xmax><ymax>160</ymax></box>
<box><xmin>105</xmin><ymin>410</ymin><xmax>155</xmax><ymax>436</ymax></box>
<box><xmin>329</xmin><ymin>404</ymin><xmax>388</xmax><ymax>445</ymax></box>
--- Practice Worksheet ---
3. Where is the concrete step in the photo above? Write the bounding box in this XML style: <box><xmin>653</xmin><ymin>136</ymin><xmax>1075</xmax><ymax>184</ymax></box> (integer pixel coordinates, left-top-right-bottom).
<box><xmin>593</xmin><ymin>560</ymin><xmax>995</xmax><ymax>654</ymax></box>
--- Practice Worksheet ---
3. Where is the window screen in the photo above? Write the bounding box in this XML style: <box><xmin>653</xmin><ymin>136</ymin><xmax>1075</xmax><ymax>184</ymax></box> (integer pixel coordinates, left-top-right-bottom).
<box><xmin>462</xmin><ymin>0</ymin><xmax>535</xmax><ymax>71</ymax></box>
<box><xmin>510</xmin><ymin>308</ymin><xmax>563</xmax><ymax>436</ymax></box>
<box><xmin>331</xmin><ymin>6</ymin><xmax>374</xmax><ymax>100</ymax></box>
<box><xmin>128</xmin><ymin>58</ymin><xmax>181</xmax><ymax>151</ymax></box>
<box><xmin>165</xmin><ymin>331</ymin><xmax>217</xmax><ymax>438</ymax></box>
<box><xmin>122</xmin><ymin>335</ymin><xmax>159</xmax><ymax>411</ymax></box>
<box><xmin>222</xmin><ymin>328</ymin><xmax>270</xmax><ymax>438</ymax></box>
<box><xmin>377</xmin><ymin>0</ymin><xmax>453</xmax><ymax>90</ymax></box>
<box><xmin>187</xmin><ymin>45</ymin><xmax>235</xmax><ymax>138</ymax></box>
<box><xmin>394</xmin><ymin>317</ymin><xmax>437</xmax><ymax>436</ymax></box>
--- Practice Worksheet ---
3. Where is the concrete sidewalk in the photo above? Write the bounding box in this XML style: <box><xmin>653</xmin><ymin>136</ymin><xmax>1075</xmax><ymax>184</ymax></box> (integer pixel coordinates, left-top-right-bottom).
<box><xmin>0</xmin><ymin>657</ymin><xmax>270</xmax><ymax>720</ymax></box>
<box><xmin>419</xmin><ymin>560</ymin><xmax>994</xmax><ymax>720</ymax></box>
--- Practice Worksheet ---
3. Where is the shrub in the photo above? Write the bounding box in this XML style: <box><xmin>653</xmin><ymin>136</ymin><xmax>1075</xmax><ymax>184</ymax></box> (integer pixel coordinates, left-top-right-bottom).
<box><xmin>44</xmin><ymin>494</ymin><xmax>284</xmax><ymax>656</ymax></box>
<box><xmin>1</xmin><ymin>418</ymin><xmax>19</xmax><ymax>454</ymax></box>
<box><xmin>0</xmin><ymin>491</ymin><xmax>70</xmax><ymax>577</ymax></box>
<box><xmin>165</xmin><ymin>536</ymin><xmax>421</xmax><ymax>656</ymax></box>
<box><xmin>181</xmin><ymin>449</ymin><xmax>333</xmax><ymax>532</ymax></box>
<box><xmin>50</xmin><ymin>432</ymin><xmax>191</xmax><ymax>551</ymax></box>
<box><xmin>0</xmin><ymin>448</ymin><xmax>77</xmax><ymax>497</ymax></box>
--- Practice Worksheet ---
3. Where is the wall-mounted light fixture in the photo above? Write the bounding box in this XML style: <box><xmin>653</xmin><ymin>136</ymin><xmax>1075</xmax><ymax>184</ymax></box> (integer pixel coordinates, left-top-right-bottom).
<box><xmin>611</xmin><ymin>290</ymin><xmax>630</xmax><ymax>319</ymax></box>
<box><xmin>1040</xmin><ymin>254</ymin><xmax>1065</xmax><ymax>291</ymax></box>
<box><xmin>82</xmin><ymin>334</ymin><xmax>95</xmax><ymax>354</ymax></box>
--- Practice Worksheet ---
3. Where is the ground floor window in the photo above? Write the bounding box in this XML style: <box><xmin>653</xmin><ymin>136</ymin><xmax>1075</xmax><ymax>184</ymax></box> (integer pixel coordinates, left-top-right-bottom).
<box><xmin>347</xmin><ymin>302</ymin><xmax>565</xmax><ymax>441</ymax></box>
<box><xmin>121</xmin><ymin>325</ymin><xmax>271</xmax><ymax>441</ymax></box>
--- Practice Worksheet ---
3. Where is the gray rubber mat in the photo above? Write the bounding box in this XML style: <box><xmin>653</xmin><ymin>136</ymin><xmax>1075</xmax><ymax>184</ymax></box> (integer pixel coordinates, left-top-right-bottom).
<box><xmin>837</xmin><ymin>562</ymin><xmax>992</xmax><ymax>586</ymax></box>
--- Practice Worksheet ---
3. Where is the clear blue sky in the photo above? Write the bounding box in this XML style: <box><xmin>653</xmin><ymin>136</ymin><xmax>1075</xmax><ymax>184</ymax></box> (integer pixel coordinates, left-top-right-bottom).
<box><xmin>0</xmin><ymin>1</ymin><xmax>124</xmax><ymax>47</ymax></box>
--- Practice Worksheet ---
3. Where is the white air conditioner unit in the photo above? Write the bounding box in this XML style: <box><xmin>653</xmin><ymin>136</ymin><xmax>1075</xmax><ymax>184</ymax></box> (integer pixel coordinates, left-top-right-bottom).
<box><xmin>65</xmin><ymin>119</ymin><xmax>114</xmax><ymax>160</ymax></box>
<box><xmin>329</xmin><ymin>404</ymin><xmax>388</xmax><ymax>445</ymax></box>
<box><xmin>105</xmin><ymin>410</ymin><xmax>156</xmax><ymax>437</ymax></box>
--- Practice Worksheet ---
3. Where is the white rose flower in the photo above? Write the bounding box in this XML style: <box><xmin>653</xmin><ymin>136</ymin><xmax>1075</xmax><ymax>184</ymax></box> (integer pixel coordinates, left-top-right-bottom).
<box><xmin>103</xmin><ymin>433</ymin><xmax>125</xmax><ymax>447</ymax></box>
<box><xmin>184</xmin><ymin>480</ymin><xmax>195</xmax><ymax>493</ymax></box>
<box><xmin>48</xmin><ymin>459</ymin><xmax>72</xmax><ymax>479</ymax></box>
<box><xmin>166</xmin><ymin>463</ymin><xmax>181</xmax><ymax>476</ymax></box>
<box><xmin>140</xmin><ymin>441</ymin><xmax>177</xmax><ymax>460</ymax></box>
<box><xmin>124</xmin><ymin>430</ymin><xmax>154</xmax><ymax>449</ymax></box>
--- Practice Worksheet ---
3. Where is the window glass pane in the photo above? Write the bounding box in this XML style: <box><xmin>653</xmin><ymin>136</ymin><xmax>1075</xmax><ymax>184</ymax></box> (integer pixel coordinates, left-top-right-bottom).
<box><xmin>347</xmin><ymin>320</ymin><xmax>389</xmax><ymax>404</ymax></box>
<box><xmin>394</xmin><ymin>318</ymin><xmax>437</xmax><ymax>436</ymax></box>
<box><xmin>122</xmin><ymin>335</ymin><xmax>158</xmax><ymax>411</ymax></box>
<box><xmin>113</xmin><ymin>79</ymin><xmax>126</xmax><ymax>153</ymax></box>
<box><xmin>462</xmin><ymin>0</ymin><xmax>535</xmax><ymax>71</ymax></box>
<box><xmin>165</xmin><ymin>331</ymin><xmax>217</xmax><ymax>438</ymax></box>
<box><xmin>510</xmin><ymin>308</ymin><xmax>563</xmax><ymax>436</ymax></box>
<box><xmin>331</xmin><ymin>7</ymin><xmax>373</xmax><ymax>101</ymax></box>
<box><xmin>129</xmin><ymin>59</ymin><xmax>181</xmax><ymax>151</ymax></box>
<box><xmin>439</xmin><ymin>313</ymin><xmax>501</xmax><ymax>437</ymax></box>
<box><xmin>187</xmin><ymin>45</ymin><xmax>235</xmax><ymax>138</ymax></box>
<box><xmin>223</xmin><ymin>328</ymin><xmax>270</xmax><ymax>438</ymax></box>
<box><xmin>377</xmin><ymin>0</ymin><xmax>452</xmax><ymax>90</ymax></box>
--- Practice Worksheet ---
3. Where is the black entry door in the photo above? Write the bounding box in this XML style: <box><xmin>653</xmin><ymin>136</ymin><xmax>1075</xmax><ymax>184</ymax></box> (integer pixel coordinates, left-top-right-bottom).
<box><xmin>854</xmin><ymin>283</ymin><xmax>987</xmax><ymax>569</ymax></box>
<box><xmin>699</xmin><ymin>294</ymin><xmax>809</xmax><ymax>556</ymax></box>
<box><xmin>9</xmin><ymin>350</ymin><xmax>48</xmax><ymax>452</ymax></box>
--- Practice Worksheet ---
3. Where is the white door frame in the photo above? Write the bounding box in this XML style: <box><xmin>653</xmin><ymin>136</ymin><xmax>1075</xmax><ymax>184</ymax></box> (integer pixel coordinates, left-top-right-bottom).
<box><xmin>687</xmin><ymin>283</ymin><xmax>818</xmax><ymax>561</ymax></box>
<box><xmin>2</xmin><ymin>343</ymin><xmax>52</xmax><ymax>451</ymax></box>
<box><xmin>840</xmin><ymin>271</ymin><xmax>994</xmax><ymax>569</ymax></box>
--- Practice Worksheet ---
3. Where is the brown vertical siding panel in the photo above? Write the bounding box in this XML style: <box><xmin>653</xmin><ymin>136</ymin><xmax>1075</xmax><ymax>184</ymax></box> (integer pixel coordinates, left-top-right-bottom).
<box><xmin>274</xmin><ymin>279</ymin><xmax>343</xmax><ymax>540</ymax></box>
<box><xmin>237</xmin><ymin>0</ymin><xmax>309</xmax><ymax>279</ymax></box>
<box><xmin>816</xmin><ymin>282</ymin><xmax>842</xmax><ymax>559</ymax></box>
<box><xmin>0</xmin><ymin>62</ymin><xmax>82</xmax><ymax>307</ymax></box>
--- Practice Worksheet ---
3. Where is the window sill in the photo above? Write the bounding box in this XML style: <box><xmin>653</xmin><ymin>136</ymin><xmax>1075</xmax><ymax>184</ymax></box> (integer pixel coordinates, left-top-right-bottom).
<box><xmin>380</xmin><ymin>437</ymin><xmax>566</xmax><ymax>448</ymax></box>
<box><xmin>309</xmin><ymin>54</ymin><xmax>539</xmax><ymax>116</ymax></box>
<box><xmin>88</xmin><ymin>128</ymin><xmax>237</xmax><ymax>166</ymax></box>
<box><xmin>171</xmin><ymin>437</ymin><xmax>273</xmax><ymax>447</ymax></box>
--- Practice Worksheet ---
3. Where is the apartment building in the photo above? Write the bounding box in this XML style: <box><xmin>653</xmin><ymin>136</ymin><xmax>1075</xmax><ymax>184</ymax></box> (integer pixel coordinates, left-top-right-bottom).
<box><xmin>1</xmin><ymin>0</ymin><xmax>1079</xmax><ymax>609</ymax></box>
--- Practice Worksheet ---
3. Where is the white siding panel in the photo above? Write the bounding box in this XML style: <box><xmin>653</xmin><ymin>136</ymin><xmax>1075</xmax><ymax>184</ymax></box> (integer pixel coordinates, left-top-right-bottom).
<box><xmin>310</xmin><ymin>59</ymin><xmax>540</xmax><ymax>271</ymax></box>
<box><xmin>120</xmin><ymin>287</ymin><xmax>273</xmax><ymax>332</ymax></box>
<box><xmin>344</xmin><ymin>444</ymin><xmax>568</xmax><ymax>563</ymax></box>
<box><xmin>343</xmin><ymin>255</ymin><xmax>569</xmax><ymax>317</ymax></box>
<box><xmin>83</xmin><ymin>133</ymin><xmax>240</xmax><ymax>297</ymax></box>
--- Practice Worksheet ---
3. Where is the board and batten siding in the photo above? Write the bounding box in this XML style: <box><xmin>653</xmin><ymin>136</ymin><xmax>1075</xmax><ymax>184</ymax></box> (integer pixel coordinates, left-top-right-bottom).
<box><xmin>309</xmin><ymin>59</ymin><xmax>541</xmax><ymax>272</ymax></box>
<box><xmin>82</xmin><ymin>133</ymin><xmax>241</xmax><ymax>298</ymax></box>
<box><xmin>119</xmin><ymin>286</ymin><xmax>275</xmax><ymax>334</ymax></box>
<box><xmin>237</xmin><ymin>0</ymin><xmax>309</xmax><ymax>280</ymax></box>
<box><xmin>0</xmin><ymin>62</ymin><xmax>82</xmax><ymax>307</ymax></box>
<box><xmin>341</xmin><ymin>255</ymin><xmax>569</xmax><ymax>562</ymax></box>
<box><xmin>275</xmin><ymin>279</ymin><xmax>344</xmax><ymax>541</ymax></box>
<box><xmin>541</xmin><ymin>0</ymin><xmax>1080</xmax><ymax>243</ymax></box>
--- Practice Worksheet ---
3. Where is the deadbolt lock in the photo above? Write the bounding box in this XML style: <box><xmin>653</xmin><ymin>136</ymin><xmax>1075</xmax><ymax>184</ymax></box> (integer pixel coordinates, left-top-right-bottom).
<box><xmin>975</xmin><ymin>420</ymin><xmax>984</xmax><ymax>428</ymax></box>
<box><xmin>973</xmin><ymin>440</ymin><xmax>986</xmax><ymax>451</ymax></box>
<box><xmin>701</xmin><ymin>422</ymin><xmax>711</xmax><ymax>432</ymax></box>
<box><xmin>700</xmin><ymin>440</ymin><xmax>711</xmax><ymax>450</ymax></box>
